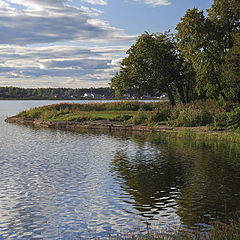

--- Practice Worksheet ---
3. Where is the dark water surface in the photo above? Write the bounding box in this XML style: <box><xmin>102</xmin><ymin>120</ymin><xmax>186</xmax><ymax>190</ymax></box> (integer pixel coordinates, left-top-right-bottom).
<box><xmin>0</xmin><ymin>100</ymin><xmax>240</xmax><ymax>239</ymax></box>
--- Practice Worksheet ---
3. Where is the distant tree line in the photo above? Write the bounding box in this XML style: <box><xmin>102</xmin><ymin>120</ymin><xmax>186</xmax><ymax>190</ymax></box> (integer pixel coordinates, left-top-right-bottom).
<box><xmin>111</xmin><ymin>0</ymin><xmax>240</xmax><ymax>106</ymax></box>
<box><xmin>0</xmin><ymin>86</ymin><xmax>114</xmax><ymax>99</ymax></box>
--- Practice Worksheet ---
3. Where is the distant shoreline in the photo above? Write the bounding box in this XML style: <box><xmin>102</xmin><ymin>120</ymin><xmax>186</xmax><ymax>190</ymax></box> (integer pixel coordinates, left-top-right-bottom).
<box><xmin>0</xmin><ymin>98</ymin><xmax>163</xmax><ymax>101</ymax></box>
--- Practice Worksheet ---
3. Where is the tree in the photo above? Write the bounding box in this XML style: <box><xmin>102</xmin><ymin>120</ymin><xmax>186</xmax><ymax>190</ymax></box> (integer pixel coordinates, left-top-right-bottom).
<box><xmin>176</xmin><ymin>7</ymin><xmax>229</xmax><ymax>101</ymax></box>
<box><xmin>207</xmin><ymin>0</ymin><xmax>240</xmax><ymax>50</ymax></box>
<box><xmin>223</xmin><ymin>33</ymin><xmax>240</xmax><ymax>103</ymax></box>
<box><xmin>111</xmin><ymin>32</ymin><xmax>192</xmax><ymax>106</ymax></box>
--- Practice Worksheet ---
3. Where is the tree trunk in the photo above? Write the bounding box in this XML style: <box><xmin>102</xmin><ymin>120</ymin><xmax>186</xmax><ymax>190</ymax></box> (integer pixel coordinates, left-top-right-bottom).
<box><xmin>185</xmin><ymin>80</ymin><xmax>190</xmax><ymax>103</ymax></box>
<box><xmin>216</xmin><ymin>77</ymin><xmax>228</xmax><ymax>101</ymax></box>
<box><xmin>166</xmin><ymin>85</ymin><xmax>176</xmax><ymax>106</ymax></box>
<box><xmin>176</xmin><ymin>81</ymin><xmax>186</xmax><ymax>105</ymax></box>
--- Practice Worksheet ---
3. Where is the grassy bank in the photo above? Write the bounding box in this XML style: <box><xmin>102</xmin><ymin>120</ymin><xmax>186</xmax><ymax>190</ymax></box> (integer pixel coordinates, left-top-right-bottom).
<box><xmin>122</xmin><ymin>223</ymin><xmax>240</xmax><ymax>240</ymax></box>
<box><xmin>102</xmin><ymin>220</ymin><xmax>240</xmax><ymax>240</ymax></box>
<box><xmin>17</xmin><ymin>100</ymin><xmax>240</xmax><ymax>131</ymax></box>
<box><xmin>18</xmin><ymin>101</ymin><xmax>170</xmax><ymax>123</ymax></box>
<box><xmin>68</xmin><ymin>220</ymin><xmax>240</xmax><ymax>239</ymax></box>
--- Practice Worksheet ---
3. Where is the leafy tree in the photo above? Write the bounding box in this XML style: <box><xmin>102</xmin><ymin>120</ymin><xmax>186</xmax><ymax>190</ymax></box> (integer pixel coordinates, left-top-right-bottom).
<box><xmin>111</xmin><ymin>32</ymin><xmax>193</xmax><ymax>106</ymax></box>
<box><xmin>176</xmin><ymin>8</ymin><xmax>229</xmax><ymax>101</ymax></box>
<box><xmin>207</xmin><ymin>0</ymin><xmax>240</xmax><ymax>50</ymax></box>
<box><xmin>177</xmin><ymin>57</ymin><xmax>197</xmax><ymax>103</ymax></box>
<box><xmin>223</xmin><ymin>33</ymin><xmax>240</xmax><ymax>103</ymax></box>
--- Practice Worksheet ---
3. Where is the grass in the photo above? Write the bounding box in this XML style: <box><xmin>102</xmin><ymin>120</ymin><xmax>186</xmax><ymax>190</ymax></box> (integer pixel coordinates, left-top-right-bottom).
<box><xmin>62</xmin><ymin>220</ymin><xmax>240</xmax><ymax>239</ymax></box>
<box><xmin>102</xmin><ymin>220</ymin><xmax>240</xmax><ymax>239</ymax></box>
<box><xmin>18</xmin><ymin>101</ymin><xmax>171</xmax><ymax>124</ymax></box>
<box><xmin>17</xmin><ymin>100</ymin><xmax>240</xmax><ymax>133</ymax></box>
<box><xmin>176</xmin><ymin>129</ymin><xmax>240</xmax><ymax>143</ymax></box>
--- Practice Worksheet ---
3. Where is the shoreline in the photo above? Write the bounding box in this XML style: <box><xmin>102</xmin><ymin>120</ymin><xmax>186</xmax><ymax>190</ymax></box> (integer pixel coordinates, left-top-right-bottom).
<box><xmin>5</xmin><ymin>115</ymin><xmax>237</xmax><ymax>138</ymax></box>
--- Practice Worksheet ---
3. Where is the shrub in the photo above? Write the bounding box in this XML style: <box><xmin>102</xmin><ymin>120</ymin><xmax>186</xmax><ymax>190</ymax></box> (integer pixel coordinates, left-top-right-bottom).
<box><xmin>168</xmin><ymin>106</ymin><xmax>213</xmax><ymax>127</ymax></box>
<box><xmin>149</xmin><ymin>107</ymin><xmax>170</xmax><ymax>124</ymax></box>
<box><xmin>213</xmin><ymin>112</ymin><xmax>229</xmax><ymax>130</ymax></box>
<box><xmin>131</xmin><ymin>110</ymin><xmax>149</xmax><ymax>125</ymax></box>
<box><xmin>213</xmin><ymin>107</ymin><xmax>240</xmax><ymax>130</ymax></box>
<box><xmin>227</xmin><ymin>106</ymin><xmax>240</xmax><ymax>130</ymax></box>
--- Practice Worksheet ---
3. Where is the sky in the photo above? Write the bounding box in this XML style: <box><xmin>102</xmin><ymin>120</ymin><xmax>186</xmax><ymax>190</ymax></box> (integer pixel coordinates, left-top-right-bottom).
<box><xmin>0</xmin><ymin>0</ymin><xmax>212</xmax><ymax>89</ymax></box>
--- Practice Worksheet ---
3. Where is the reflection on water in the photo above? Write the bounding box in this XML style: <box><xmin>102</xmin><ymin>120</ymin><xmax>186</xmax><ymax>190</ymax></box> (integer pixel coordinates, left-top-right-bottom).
<box><xmin>111</xmin><ymin>134</ymin><xmax>240</xmax><ymax>232</ymax></box>
<box><xmin>0</xmin><ymin>101</ymin><xmax>240</xmax><ymax>239</ymax></box>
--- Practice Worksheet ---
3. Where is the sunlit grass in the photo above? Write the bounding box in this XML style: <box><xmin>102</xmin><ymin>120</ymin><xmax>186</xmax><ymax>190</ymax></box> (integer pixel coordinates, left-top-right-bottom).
<box><xmin>18</xmin><ymin>101</ymin><xmax>170</xmax><ymax>123</ymax></box>
<box><xmin>16</xmin><ymin>100</ymin><xmax>240</xmax><ymax>134</ymax></box>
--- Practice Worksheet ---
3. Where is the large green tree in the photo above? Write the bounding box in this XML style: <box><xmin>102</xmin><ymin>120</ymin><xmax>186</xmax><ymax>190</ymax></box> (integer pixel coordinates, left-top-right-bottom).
<box><xmin>207</xmin><ymin>0</ymin><xmax>240</xmax><ymax>49</ymax></box>
<box><xmin>176</xmin><ymin>8</ymin><xmax>229</xmax><ymax>101</ymax></box>
<box><xmin>111</xmin><ymin>32</ymin><xmax>195</xmax><ymax>106</ymax></box>
<box><xmin>223</xmin><ymin>33</ymin><xmax>240</xmax><ymax>103</ymax></box>
<box><xmin>176</xmin><ymin>0</ymin><xmax>240</xmax><ymax>102</ymax></box>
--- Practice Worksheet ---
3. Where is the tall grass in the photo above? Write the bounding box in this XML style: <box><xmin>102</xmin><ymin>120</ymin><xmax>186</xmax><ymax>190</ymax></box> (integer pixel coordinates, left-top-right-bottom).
<box><xmin>168</xmin><ymin>99</ymin><xmax>240</xmax><ymax>131</ymax></box>
<box><xmin>73</xmin><ymin>220</ymin><xmax>240</xmax><ymax>240</ymax></box>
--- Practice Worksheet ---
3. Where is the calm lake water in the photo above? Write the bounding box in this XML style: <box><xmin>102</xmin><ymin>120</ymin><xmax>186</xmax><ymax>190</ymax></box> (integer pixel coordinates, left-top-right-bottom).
<box><xmin>0</xmin><ymin>100</ymin><xmax>240</xmax><ymax>239</ymax></box>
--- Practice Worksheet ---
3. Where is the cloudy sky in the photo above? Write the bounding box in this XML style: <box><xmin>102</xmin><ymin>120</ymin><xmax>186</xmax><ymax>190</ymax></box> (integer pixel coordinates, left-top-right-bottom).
<box><xmin>0</xmin><ymin>0</ymin><xmax>212</xmax><ymax>89</ymax></box>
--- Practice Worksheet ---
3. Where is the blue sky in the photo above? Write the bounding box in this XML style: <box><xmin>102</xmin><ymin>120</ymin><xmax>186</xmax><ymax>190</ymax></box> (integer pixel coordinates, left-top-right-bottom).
<box><xmin>0</xmin><ymin>0</ymin><xmax>212</xmax><ymax>88</ymax></box>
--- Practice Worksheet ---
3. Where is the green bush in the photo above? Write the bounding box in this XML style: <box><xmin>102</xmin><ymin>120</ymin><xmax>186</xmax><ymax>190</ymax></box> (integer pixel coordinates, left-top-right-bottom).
<box><xmin>168</xmin><ymin>106</ymin><xmax>213</xmax><ymax>127</ymax></box>
<box><xmin>213</xmin><ymin>112</ymin><xmax>229</xmax><ymax>130</ymax></box>
<box><xmin>227</xmin><ymin>106</ymin><xmax>240</xmax><ymax>130</ymax></box>
<box><xmin>131</xmin><ymin>110</ymin><xmax>149</xmax><ymax>125</ymax></box>
<box><xmin>213</xmin><ymin>107</ymin><xmax>240</xmax><ymax>130</ymax></box>
<box><xmin>149</xmin><ymin>108</ymin><xmax>170</xmax><ymax>123</ymax></box>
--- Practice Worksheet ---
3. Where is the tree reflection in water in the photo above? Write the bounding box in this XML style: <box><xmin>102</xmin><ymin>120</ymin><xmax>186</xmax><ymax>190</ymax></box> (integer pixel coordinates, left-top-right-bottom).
<box><xmin>110</xmin><ymin>133</ymin><xmax>240</xmax><ymax>230</ymax></box>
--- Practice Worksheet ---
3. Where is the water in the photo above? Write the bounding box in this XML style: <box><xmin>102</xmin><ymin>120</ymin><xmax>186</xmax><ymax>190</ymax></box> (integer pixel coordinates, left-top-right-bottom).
<box><xmin>0</xmin><ymin>100</ymin><xmax>240</xmax><ymax>239</ymax></box>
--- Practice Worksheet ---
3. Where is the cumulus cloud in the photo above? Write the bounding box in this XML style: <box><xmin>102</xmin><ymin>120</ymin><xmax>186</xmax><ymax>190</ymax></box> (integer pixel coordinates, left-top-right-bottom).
<box><xmin>144</xmin><ymin>0</ymin><xmax>171</xmax><ymax>6</ymax></box>
<box><xmin>0</xmin><ymin>44</ymin><xmax>128</xmax><ymax>88</ymax></box>
<box><xmin>134</xmin><ymin>0</ymin><xmax>171</xmax><ymax>7</ymax></box>
<box><xmin>81</xmin><ymin>0</ymin><xmax>107</xmax><ymax>5</ymax></box>
<box><xmin>0</xmin><ymin>0</ymin><xmax>140</xmax><ymax>88</ymax></box>
<box><xmin>0</xmin><ymin>0</ymin><xmax>133</xmax><ymax>45</ymax></box>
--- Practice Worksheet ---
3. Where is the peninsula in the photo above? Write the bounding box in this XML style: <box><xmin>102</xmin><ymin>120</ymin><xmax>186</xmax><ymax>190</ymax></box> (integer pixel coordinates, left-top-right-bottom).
<box><xmin>5</xmin><ymin>101</ymin><xmax>240</xmax><ymax>141</ymax></box>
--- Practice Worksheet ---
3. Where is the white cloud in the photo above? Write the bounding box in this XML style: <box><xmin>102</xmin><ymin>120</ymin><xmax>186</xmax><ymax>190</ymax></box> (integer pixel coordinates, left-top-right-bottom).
<box><xmin>0</xmin><ymin>0</ymin><xmax>133</xmax><ymax>45</ymax></box>
<box><xmin>144</xmin><ymin>0</ymin><xmax>171</xmax><ymax>6</ymax></box>
<box><xmin>134</xmin><ymin>0</ymin><xmax>171</xmax><ymax>7</ymax></box>
<box><xmin>80</xmin><ymin>0</ymin><xmax>107</xmax><ymax>5</ymax></box>
<box><xmin>0</xmin><ymin>44</ymin><xmax>128</xmax><ymax>88</ymax></box>
<box><xmin>0</xmin><ymin>0</ymin><xmax>136</xmax><ymax>88</ymax></box>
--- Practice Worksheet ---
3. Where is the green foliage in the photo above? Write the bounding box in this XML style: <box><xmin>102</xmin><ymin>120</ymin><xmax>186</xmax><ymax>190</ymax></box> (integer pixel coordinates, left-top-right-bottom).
<box><xmin>176</xmin><ymin>0</ymin><xmax>240</xmax><ymax>102</ymax></box>
<box><xmin>149</xmin><ymin>108</ymin><xmax>171</xmax><ymax>123</ymax></box>
<box><xmin>167</xmin><ymin>99</ymin><xmax>239</xmax><ymax>128</ymax></box>
<box><xmin>17</xmin><ymin>99</ymin><xmax>240</xmax><ymax>130</ymax></box>
<box><xmin>176</xmin><ymin>7</ymin><xmax>228</xmax><ymax>101</ymax></box>
<box><xmin>213</xmin><ymin>106</ymin><xmax>240</xmax><ymax>130</ymax></box>
<box><xmin>223</xmin><ymin>33</ymin><xmax>240</xmax><ymax>103</ymax></box>
<box><xmin>111</xmin><ymin>32</ymin><xmax>194</xmax><ymax>106</ymax></box>
<box><xmin>131</xmin><ymin>110</ymin><xmax>149</xmax><ymax>125</ymax></box>
<box><xmin>169</xmin><ymin>105</ymin><xmax>213</xmax><ymax>127</ymax></box>
<box><xmin>18</xmin><ymin>101</ymin><xmax>172</xmax><ymax>126</ymax></box>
